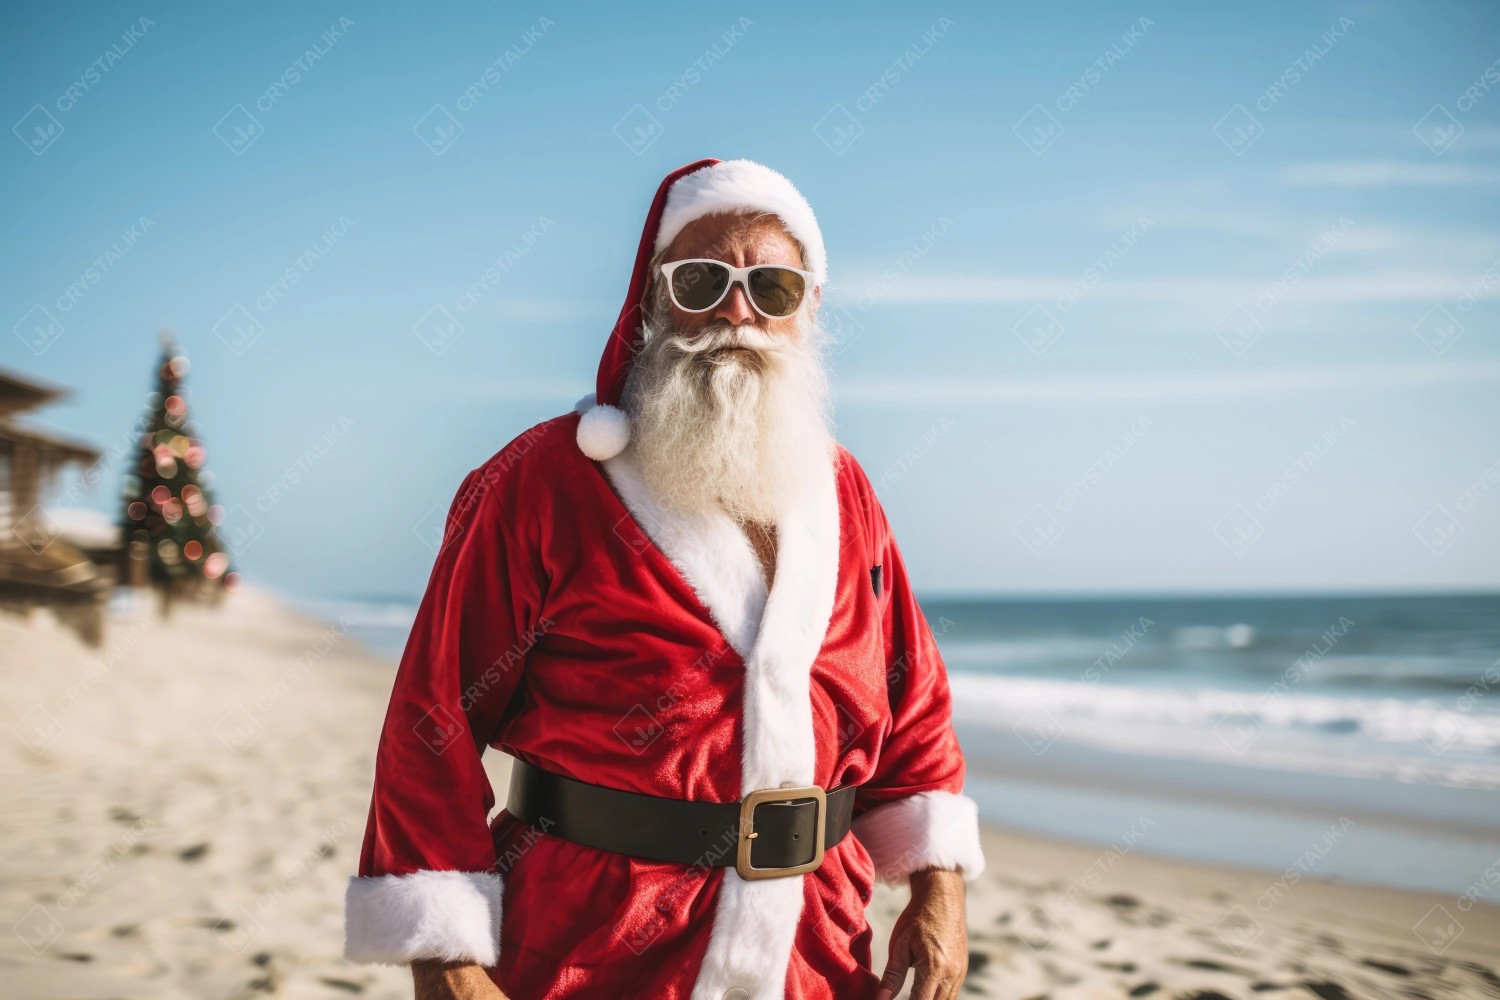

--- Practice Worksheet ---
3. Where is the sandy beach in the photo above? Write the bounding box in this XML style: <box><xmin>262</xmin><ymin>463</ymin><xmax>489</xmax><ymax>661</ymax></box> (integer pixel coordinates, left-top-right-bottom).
<box><xmin>3</xmin><ymin>591</ymin><xmax>1498</xmax><ymax>999</ymax></box>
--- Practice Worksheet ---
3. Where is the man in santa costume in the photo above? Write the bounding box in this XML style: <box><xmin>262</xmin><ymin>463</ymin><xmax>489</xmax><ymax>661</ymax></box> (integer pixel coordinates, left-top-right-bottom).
<box><xmin>345</xmin><ymin>159</ymin><xmax>984</xmax><ymax>1000</ymax></box>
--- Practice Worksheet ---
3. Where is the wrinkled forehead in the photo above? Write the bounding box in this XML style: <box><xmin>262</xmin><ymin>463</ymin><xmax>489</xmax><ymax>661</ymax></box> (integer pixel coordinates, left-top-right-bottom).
<box><xmin>663</xmin><ymin>211</ymin><xmax>807</xmax><ymax>268</ymax></box>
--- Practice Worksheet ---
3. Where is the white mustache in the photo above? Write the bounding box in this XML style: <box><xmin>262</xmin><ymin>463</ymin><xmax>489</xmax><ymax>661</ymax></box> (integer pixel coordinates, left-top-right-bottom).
<box><xmin>666</xmin><ymin>324</ymin><xmax>783</xmax><ymax>359</ymax></box>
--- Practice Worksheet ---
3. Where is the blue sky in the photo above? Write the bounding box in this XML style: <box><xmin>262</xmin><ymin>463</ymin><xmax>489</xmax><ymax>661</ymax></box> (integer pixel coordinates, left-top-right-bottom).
<box><xmin>3</xmin><ymin>0</ymin><xmax>1498</xmax><ymax>600</ymax></box>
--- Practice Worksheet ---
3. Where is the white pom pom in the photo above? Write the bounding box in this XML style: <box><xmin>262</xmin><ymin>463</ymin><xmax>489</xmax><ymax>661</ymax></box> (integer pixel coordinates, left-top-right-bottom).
<box><xmin>576</xmin><ymin>403</ymin><xmax>631</xmax><ymax>461</ymax></box>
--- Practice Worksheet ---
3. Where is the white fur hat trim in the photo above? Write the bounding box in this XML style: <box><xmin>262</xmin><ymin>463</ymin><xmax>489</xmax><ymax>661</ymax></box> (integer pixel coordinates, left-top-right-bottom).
<box><xmin>654</xmin><ymin>160</ymin><xmax>827</xmax><ymax>285</ymax></box>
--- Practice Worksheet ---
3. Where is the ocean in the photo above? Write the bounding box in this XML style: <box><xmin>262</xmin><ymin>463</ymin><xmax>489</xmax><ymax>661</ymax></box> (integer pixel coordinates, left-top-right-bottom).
<box><xmin>931</xmin><ymin>594</ymin><xmax>1500</xmax><ymax>902</ymax></box>
<box><xmin>305</xmin><ymin>592</ymin><xmax>1500</xmax><ymax>901</ymax></box>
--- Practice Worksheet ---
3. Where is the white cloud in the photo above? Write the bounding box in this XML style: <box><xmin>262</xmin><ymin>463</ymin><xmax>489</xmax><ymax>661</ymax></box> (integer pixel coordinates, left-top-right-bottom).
<box><xmin>1429</xmin><ymin>125</ymin><xmax>1500</xmax><ymax>151</ymax></box>
<box><xmin>1280</xmin><ymin>161</ymin><xmax>1500</xmax><ymax>185</ymax></box>
<box><xmin>466</xmin><ymin>298</ymin><xmax>613</xmax><ymax>322</ymax></box>
<box><xmin>833</xmin><ymin>361</ymin><xmax>1500</xmax><ymax>406</ymax></box>
<box><xmin>407</xmin><ymin>378</ymin><xmax>585</xmax><ymax>402</ymax></box>
<box><xmin>832</xmin><ymin>272</ymin><xmax>1479</xmax><ymax>306</ymax></box>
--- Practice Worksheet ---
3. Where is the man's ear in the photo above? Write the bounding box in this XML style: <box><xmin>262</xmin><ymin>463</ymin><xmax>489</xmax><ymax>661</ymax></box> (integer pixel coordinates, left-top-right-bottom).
<box><xmin>812</xmin><ymin>284</ymin><xmax>821</xmax><ymax>311</ymax></box>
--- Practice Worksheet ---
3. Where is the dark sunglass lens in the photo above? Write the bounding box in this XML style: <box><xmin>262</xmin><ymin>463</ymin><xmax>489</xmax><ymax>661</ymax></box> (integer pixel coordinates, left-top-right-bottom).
<box><xmin>671</xmin><ymin>262</ymin><xmax>729</xmax><ymax>310</ymax></box>
<box><xmin>747</xmin><ymin>267</ymin><xmax>806</xmax><ymax>317</ymax></box>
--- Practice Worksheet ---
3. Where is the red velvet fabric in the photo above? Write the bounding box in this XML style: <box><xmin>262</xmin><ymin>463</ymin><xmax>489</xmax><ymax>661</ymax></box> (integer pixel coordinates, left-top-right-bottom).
<box><xmin>357</xmin><ymin>417</ymin><xmax>966</xmax><ymax>999</ymax></box>
<box><xmin>595</xmin><ymin>158</ymin><xmax>719</xmax><ymax>407</ymax></box>
<box><xmin>357</xmin><ymin>159</ymin><xmax>965</xmax><ymax>998</ymax></box>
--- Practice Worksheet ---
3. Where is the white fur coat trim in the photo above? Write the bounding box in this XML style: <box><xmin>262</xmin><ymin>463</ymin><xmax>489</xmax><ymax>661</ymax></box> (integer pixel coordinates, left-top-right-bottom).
<box><xmin>655</xmin><ymin>160</ymin><xmax>828</xmax><ymax>285</ymax></box>
<box><xmin>852</xmin><ymin>791</ymin><xmax>986</xmax><ymax>883</ymax></box>
<box><xmin>344</xmin><ymin>870</ymin><xmax>503</xmax><ymax>966</ymax></box>
<box><xmin>602</xmin><ymin>449</ymin><xmax>840</xmax><ymax>1000</ymax></box>
<box><xmin>602</xmin><ymin>454</ymin><xmax>766</xmax><ymax>658</ymax></box>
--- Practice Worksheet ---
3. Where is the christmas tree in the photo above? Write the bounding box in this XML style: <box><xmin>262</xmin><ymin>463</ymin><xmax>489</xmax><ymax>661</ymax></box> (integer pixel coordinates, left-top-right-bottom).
<box><xmin>120</xmin><ymin>335</ymin><xmax>234</xmax><ymax>606</ymax></box>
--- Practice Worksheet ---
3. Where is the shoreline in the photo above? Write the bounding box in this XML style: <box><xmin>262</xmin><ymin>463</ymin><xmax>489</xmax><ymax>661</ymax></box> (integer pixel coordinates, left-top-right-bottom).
<box><xmin>874</xmin><ymin>822</ymin><xmax>1500</xmax><ymax>998</ymax></box>
<box><xmin>3</xmin><ymin>591</ymin><xmax>1497</xmax><ymax>999</ymax></box>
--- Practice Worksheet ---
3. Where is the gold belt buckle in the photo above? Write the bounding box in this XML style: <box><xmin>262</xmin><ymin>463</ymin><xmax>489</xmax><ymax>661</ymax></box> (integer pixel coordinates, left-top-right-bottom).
<box><xmin>735</xmin><ymin>785</ymin><xmax>826</xmax><ymax>880</ymax></box>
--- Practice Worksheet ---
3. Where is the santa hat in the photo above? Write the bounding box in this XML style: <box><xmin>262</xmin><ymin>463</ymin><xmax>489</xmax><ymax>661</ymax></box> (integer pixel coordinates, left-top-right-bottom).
<box><xmin>576</xmin><ymin>159</ymin><xmax>827</xmax><ymax>462</ymax></box>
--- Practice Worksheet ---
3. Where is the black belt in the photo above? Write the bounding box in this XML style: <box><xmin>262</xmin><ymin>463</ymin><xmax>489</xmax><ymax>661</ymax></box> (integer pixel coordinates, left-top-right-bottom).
<box><xmin>506</xmin><ymin>759</ymin><xmax>856</xmax><ymax>880</ymax></box>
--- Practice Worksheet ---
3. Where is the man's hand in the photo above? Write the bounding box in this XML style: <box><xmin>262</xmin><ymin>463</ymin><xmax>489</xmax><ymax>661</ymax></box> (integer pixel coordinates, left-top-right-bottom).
<box><xmin>876</xmin><ymin>868</ymin><xmax>967</xmax><ymax>1000</ymax></box>
<box><xmin>412</xmin><ymin>960</ymin><xmax>507</xmax><ymax>1000</ymax></box>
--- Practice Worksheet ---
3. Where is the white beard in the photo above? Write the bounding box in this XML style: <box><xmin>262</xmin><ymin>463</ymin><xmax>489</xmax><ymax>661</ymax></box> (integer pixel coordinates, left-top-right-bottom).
<box><xmin>620</xmin><ymin>316</ymin><xmax>834</xmax><ymax>524</ymax></box>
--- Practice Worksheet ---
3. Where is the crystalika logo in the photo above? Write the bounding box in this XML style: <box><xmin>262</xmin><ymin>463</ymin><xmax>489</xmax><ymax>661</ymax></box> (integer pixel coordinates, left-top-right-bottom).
<box><xmin>1213</xmin><ymin>105</ymin><xmax>1263</xmax><ymax>155</ymax></box>
<box><xmin>213</xmin><ymin>105</ymin><xmax>262</xmax><ymax>155</ymax></box>
<box><xmin>13</xmin><ymin>304</ymin><xmax>64</xmax><ymax>355</ymax></box>
<box><xmin>613</xmin><ymin>105</ymin><xmax>664</xmax><ymax>155</ymax></box>
<box><xmin>1013</xmin><ymin>105</ymin><xmax>1063</xmax><ymax>155</ymax></box>
<box><xmin>1413</xmin><ymin>106</ymin><xmax>1463</xmax><ymax>155</ymax></box>
<box><xmin>612</xmin><ymin>704</ymin><xmax>665</xmax><ymax>754</ymax></box>
<box><xmin>13</xmin><ymin>105</ymin><xmax>64</xmax><ymax>155</ymax></box>
<box><xmin>413</xmin><ymin>704</ymin><xmax>465</xmax><ymax>755</ymax></box>
<box><xmin>414</xmin><ymin>105</ymin><xmax>464</xmax><ymax>155</ymax></box>
<box><xmin>813</xmin><ymin>105</ymin><xmax>864</xmax><ymax>155</ymax></box>
<box><xmin>1014</xmin><ymin>305</ymin><xmax>1063</xmax><ymax>355</ymax></box>
<box><xmin>413</xmin><ymin>305</ymin><xmax>464</xmax><ymax>354</ymax></box>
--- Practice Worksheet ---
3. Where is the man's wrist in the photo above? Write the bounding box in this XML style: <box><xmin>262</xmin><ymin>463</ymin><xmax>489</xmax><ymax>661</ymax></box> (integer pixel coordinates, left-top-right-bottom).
<box><xmin>412</xmin><ymin>959</ymin><xmax>506</xmax><ymax>1000</ymax></box>
<box><xmin>909</xmin><ymin>866</ymin><xmax>965</xmax><ymax>892</ymax></box>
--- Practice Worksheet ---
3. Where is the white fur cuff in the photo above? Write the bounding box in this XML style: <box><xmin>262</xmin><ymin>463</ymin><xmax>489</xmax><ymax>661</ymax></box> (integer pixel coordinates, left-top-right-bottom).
<box><xmin>852</xmin><ymin>791</ymin><xmax>986</xmax><ymax>883</ymax></box>
<box><xmin>344</xmin><ymin>870</ymin><xmax>503</xmax><ymax>965</ymax></box>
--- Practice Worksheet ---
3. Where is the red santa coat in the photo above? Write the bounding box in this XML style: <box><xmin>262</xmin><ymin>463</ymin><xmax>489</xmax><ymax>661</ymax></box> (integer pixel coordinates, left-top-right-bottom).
<box><xmin>345</xmin><ymin>160</ymin><xmax>983</xmax><ymax>1000</ymax></box>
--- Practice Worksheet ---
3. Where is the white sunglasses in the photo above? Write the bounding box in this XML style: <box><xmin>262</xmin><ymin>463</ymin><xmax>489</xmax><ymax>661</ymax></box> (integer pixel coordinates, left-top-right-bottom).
<box><xmin>659</xmin><ymin>259</ymin><xmax>815</xmax><ymax>319</ymax></box>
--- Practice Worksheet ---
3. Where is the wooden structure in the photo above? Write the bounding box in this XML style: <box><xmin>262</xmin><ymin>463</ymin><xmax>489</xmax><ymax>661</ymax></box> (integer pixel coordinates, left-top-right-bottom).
<box><xmin>0</xmin><ymin>368</ymin><xmax>113</xmax><ymax>645</ymax></box>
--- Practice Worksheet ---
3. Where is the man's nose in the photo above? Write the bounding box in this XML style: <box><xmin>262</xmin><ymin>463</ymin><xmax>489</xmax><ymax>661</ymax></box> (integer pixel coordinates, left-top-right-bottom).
<box><xmin>712</xmin><ymin>283</ymin><xmax>756</xmax><ymax>325</ymax></box>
